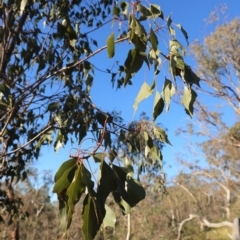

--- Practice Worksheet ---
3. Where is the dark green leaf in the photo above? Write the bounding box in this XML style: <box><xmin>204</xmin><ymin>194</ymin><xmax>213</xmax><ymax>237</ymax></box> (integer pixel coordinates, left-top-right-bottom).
<box><xmin>97</xmin><ymin>161</ymin><xmax>117</xmax><ymax>216</ymax></box>
<box><xmin>176</xmin><ymin>24</ymin><xmax>189</xmax><ymax>44</ymax></box>
<box><xmin>150</xmin><ymin>28</ymin><xmax>158</xmax><ymax>52</ymax></box>
<box><xmin>81</xmin><ymin>165</ymin><xmax>95</xmax><ymax>197</ymax></box>
<box><xmin>137</xmin><ymin>4</ymin><xmax>152</xmax><ymax>18</ymax></box>
<box><xmin>126</xmin><ymin>178</ymin><xmax>146</xmax><ymax>205</ymax></box>
<box><xmin>0</xmin><ymin>84</ymin><xmax>10</xmax><ymax>98</ymax></box>
<box><xmin>182</xmin><ymin>86</ymin><xmax>197</xmax><ymax>117</ymax></box>
<box><xmin>124</xmin><ymin>49</ymin><xmax>144</xmax><ymax>86</ymax></box>
<box><xmin>150</xmin><ymin>4</ymin><xmax>163</xmax><ymax>19</ymax></box>
<box><xmin>167</xmin><ymin>16</ymin><xmax>175</xmax><ymax>36</ymax></box>
<box><xmin>82</xmin><ymin>194</ymin><xmax>102</xmax><ymax>240</ymax></box>
<box><xmin>113</xmin><ymin>6</ymin><xmax>120</xmax><ymax>17</ymax></box>
<box><xmin>104</xmin><ymin>131</ymin><xmax>111</xmax><ymax>148</ymax></box>
<box><xmin>67</xmin><ymin>166</ymin><xmax>85</xmax><ymax>226</ymax></box>
<box><xmin>53</xmin><ymin>165</ymin><xmax>77</xmax><ymax>193</ymax></box>
<box><xmin>182</xmin><ymin>65</ymin><xmax>201</xmax><ymax>87</ymax></box>
<box><xmin>153</xmin><ymin>91</ymin><xmax>164</xmax><ymax>121</ymax></box>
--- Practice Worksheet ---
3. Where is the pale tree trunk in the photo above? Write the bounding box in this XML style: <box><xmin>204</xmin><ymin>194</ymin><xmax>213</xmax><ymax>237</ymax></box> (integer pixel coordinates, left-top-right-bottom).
<box><xmin>177</xmin><ymin>214</ymin><xmax>233</xmax><ymax>240</ymax></box>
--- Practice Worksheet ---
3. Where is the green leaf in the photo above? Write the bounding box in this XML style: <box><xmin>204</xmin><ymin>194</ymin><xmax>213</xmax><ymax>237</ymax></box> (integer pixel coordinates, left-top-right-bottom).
<box><xmin>182</xmin><ymin>86</ymin><xmax>197</xmax><ymax>117</ymax></box>
<box><xmin>137</xmin><ymin>4</ymin><xmax>152</xmax><ymax>19</ymax></box>
<box><xmin>54</xmin><ymin>159</ymin><xmax>77</xmax><ymax>183</ymax></box>
<box><xmin>150</xmin><ymin>28</ymin><xmax>158</xmax><ymax>52</ymax></box>
<box><xmin>120</xmin><ymin>2</ymin><xmax>129</xmax><ymax>15</ymax></box>
<box><xmin>176</xmin><ymin>24</ymin><xmax>189</xmax><ymax>44</ymax></box>
<box><xmin>103</xmin><ymin>205</ymin><xmax>116</xmax><ymax>229</ymax></box>
<box><xmin>81</xmin><ymin>165</ymin><xmax>95</xmax><ymax>197</ymax></box>
<box><xmin>153</xmin><ymin>91</ymin><xmax>164</xmax><ymax>121</ymax></box>
<box><xmin>97</xmin><ymin>161</ymin><xmax>117</xmax><ymax>216</ymax></box>
<box><xmin>150</xmin><ymin>4</ymin><xmax>163</xmax><ymax>19</ymax></box>
<box><xmin>82</xmin><ymin>194</ymin><xmax>102</xmax><ymax>240</ymax></box>
<box><xmin>182</xmin><ymin>65</ymin><xmax>201</xmax><ymax>87</ymax></box>
<box><xmin>53</xmin><ymin>165</ymin><xmax>77</xmax><ymax>193</ymax></box>
<box><xmin>0</xmin><ymin>84</ymin><xmax>10</xmax><ymax>98</ymax></box>
<box><xmin>133</xmin><ymin>82</ymin><xmax>154</xmax><ymax>114</ymax></box>
<box><xmin>66</xmin><ymin>25</ymin><xmax>77</xmax><ymax>39</ymax></box>
<box><xmin>126</xmin><ymin>178</ymin><xmax>146</xmax><ymax>205</ymax></box>
<box><xmin>112</xmin><ymin>165</ymin><xmax>135</xmax><ymax>211</ymax></box>
<box><xmin>93</xmin><ymin>152</ymin><xmax>105</xmax><ymax>163</ymax></box>
<box><xmin>69</xmin><ymin>39</ymin><xmax>77</xmax><ymax>51</ymax></box>
<box><xmin>67</xmin><ymin>166</ymin><xmax>85</xmax><ymax>226</ymax></box>
<box><xmin>167</xmin><ymin>15</ymin><xmax>175</xmax><ymax>36</ymax></box>
<box><xmin>154</xmin><ymin>126</ymin><xmax>171</xmax><ymax>145</ymax></box>
<box><xmin>162</xmin><ymin>78</ymin><xmax>175</xmax><ymax>111</ymax></box>
<box><xmin>106</xmin><ymin>33</ymin><xmax>115</xmax><ymax>58</ymax></box>
<box><xmin>170</xmin><ymin>39</ymin><xmax>186</xmax><ymax>56</ymax></box>
<box><xmin>113</xmin><ymin>6</ymin><xmax>120</xmax><ymax>17</ymax></box>
<box><xmin>47</xmin><ymin>102</ymin><xmax>60</xmax><ymax>112</ymax></box>
<box><xmin>124</xmin><ymin>49</ymin><xmax>144</xmax><ymax>86</ymax></box>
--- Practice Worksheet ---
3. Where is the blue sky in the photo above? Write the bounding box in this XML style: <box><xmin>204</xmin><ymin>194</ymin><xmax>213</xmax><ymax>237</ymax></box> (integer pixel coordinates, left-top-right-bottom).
<box><xmin>36</xmin><ymin>1</ymin><xmax>240</xmax><ymax>190</ymax></box>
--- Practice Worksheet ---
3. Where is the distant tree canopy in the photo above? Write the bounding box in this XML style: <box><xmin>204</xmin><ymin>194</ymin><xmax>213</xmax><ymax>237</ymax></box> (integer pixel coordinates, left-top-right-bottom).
<box><xmin>0</xmin><ymin>0</ymin><xmax>199</xmax><ymax>239</ymax></box>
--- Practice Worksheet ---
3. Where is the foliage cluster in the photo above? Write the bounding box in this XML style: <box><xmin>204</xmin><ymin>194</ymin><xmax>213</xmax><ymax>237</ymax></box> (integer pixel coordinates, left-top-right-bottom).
<box><xmin>0</xmin><ymin>0</ymin><xmax>201</xmax><ymax>238</ymax></box>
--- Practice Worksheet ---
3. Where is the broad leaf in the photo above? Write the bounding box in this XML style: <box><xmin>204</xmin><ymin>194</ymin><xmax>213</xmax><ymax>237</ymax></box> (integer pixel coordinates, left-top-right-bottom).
<box><xmin>167</xmin><ymin>16</ymin><xmax>175</xmax><ymax>36</ymax></box>
<box><xmin>0</xmin><ymin>84</ymin><xmax>10</xmax><ymax>99</ymax></box>
<box><xmin>82</xmin><ymin>194</ymin><xmax>102</xmax><ymax>240</ymax></box>
<box><xmin>182</xmin><ymin>65</ymin><xmax>201</xmax><ymax>87</ymax></box>
<box><xmin>176</xmin><ymin>24</ymin><xmax>189</xmax><ymax>44</ymax></box>
<box><xmin>153</xmin><ymin>91</ymin><xmax>164</xmax><ymax>121</ymax></box>
<box><xmin>54</xmin><ymin>159</ymin><xmax>77</xmax><ymax>182</ymax></box>
<box><xmin>150</xmin><ymin>4</ymin><xmax>163</xmax><ymax>19</ymax></box>
<box><xmin>154</xmin><ymin>126</ymin><xmax>171</xmax><ymax>145</ymax></box>
<box><xmin>126</xmin><ymin>178</ymin><xmax>146</xmax><ymax>205</ymax></box>
<box><xmin>53</xmin><ymin>165</ymin><xmax>77</xmax><ymax>193</ymax></box>
<box><xmin>162</xmin><ymin>78</ymin><xmax>175</xmax><ymax>111</ymax></box>
<box><xmin>97</xmin><ymin>161</ymin><xmax>117</xmax><ymax>216</ymax></box>
<box><xmin>150</xmin><ymin>28</ymin><xmax>158</xmax><ymax>52</ymax></box>
<box><xmin>106</xmin><ymin>33</ymin><xmax>115</xmax><ymax>58</ymax></box>
<box><xmin>182</xmin><ymin>86</ymin><xmax>197</xmax><ymax>117</ymax></box>
<box><xmin>113</xmin><ymin>6</ymin><xmax>120</xmax><ymax>17</ymax></box>
<box><xmin>120</xmin><ymin>2</ymin><xmax>129</xmax><ymax>15</ymax></box>
<box><xmin>67</xmin><ymin>167</ymin><xmax>85</xmax><ymax>226</ymax></box>
<box><xmin>112</xmin><ymin>165</ymin><xmax>135</xmax><ymax>211</ymax></box>
<box><xmin>133</xmin><ymin>82</ymin><xmax>154</xmax><ymax>114</ymax></box>
<box><xmin>93</xmin><ymin>152</ymin><xmax>105</xmax><ymax>163</ymax></box>
<box><xmin>124</xmin><ymin>49</ymin><xmax>144</xmax><ymax>86</ymax></box>
<box><xmin>103</xmin><ymin>205</ymin><xmax>116</xmax><ymax>229</ymax></box>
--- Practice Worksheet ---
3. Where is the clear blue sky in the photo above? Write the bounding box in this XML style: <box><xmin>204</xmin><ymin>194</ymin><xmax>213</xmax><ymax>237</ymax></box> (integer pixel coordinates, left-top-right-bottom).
<box><xmin>36</xmin><ymin>1</ymin><xmax>240</xmax><ymax>190</ymax></box>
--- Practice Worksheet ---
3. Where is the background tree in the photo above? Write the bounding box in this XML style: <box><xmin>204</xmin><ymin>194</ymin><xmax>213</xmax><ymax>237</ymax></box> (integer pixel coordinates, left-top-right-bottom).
<box><xmin>173</xmin><ymin>13</ymin><xmax>240</xmax><ymax>239</ymax></box>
